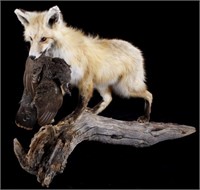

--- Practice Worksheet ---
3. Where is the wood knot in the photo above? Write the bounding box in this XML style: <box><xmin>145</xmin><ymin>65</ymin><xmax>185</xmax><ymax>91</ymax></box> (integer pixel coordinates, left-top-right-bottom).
<box><xmin>111</xmin><ymin>134</ymin><xmax>123</xmax><ymax>139</ymax></box>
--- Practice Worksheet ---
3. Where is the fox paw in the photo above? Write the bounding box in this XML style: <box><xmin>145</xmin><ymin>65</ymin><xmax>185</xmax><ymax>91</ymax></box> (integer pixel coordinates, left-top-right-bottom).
<box><xmin>137</xmin><ymin>115</ymin><xmax>150</xmax><ymax>123</ymax></box>
<box><xmin>85</xmin><ymin>107</ymin><xmax>93</xmax><ymax>113</ymax></box>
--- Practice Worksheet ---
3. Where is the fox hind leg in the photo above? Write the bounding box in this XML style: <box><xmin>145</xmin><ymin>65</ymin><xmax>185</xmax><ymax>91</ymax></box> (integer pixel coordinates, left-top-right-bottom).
<box><xmin>92</xmin><ymin>84</ymin><xmax>152</xmax><ymax>122</ymax></box>
<box><xmin>130</xmin><ymin>89</ymin><xmax>153</xmax><ymax>123</ymax></box>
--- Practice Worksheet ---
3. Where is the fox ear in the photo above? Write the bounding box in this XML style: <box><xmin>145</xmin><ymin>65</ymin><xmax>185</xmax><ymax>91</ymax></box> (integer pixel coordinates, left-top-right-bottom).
<box><xmin>46</xmin><ymin>6</ymin><xmax>62</xmax><ymax>28</ymax></box>
<box><xmin>14</xmin><ymin>9</ymin><xmax>30</xmax><ymax>27</ymax></box>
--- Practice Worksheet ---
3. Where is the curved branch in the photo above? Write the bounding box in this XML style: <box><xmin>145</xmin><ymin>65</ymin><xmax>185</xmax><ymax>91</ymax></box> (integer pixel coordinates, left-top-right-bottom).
<box><xmin>13</xmin><ymin>110</ymin><xmax>196</xmax><ymax>187</ymax></box>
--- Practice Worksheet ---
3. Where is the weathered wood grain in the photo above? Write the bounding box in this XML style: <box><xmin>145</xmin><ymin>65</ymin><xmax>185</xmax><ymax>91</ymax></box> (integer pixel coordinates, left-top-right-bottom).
<box><xmin>13</xmin><ymin>110</ymin><xmax>196</xmax><ymax>187</ymax></box>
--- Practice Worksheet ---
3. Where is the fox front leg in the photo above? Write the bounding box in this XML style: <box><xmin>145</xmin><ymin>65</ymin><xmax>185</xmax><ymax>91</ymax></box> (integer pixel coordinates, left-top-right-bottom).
<box><xmin>90</xmin><ymin>86</ymin><xmax>112</xmax><ymax>114</ymax></box>
<box><xmin>61</xmin><ymin>80</ymin><xmax>94</xmax><ymax>125</ymax></box>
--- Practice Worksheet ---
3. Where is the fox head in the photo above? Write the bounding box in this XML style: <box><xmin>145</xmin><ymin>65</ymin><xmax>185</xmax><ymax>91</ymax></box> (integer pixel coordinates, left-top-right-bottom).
<box><xmin>14</xmin><ymin>6</ymin><xmax>63</xmax><ymax>59</ymax></box>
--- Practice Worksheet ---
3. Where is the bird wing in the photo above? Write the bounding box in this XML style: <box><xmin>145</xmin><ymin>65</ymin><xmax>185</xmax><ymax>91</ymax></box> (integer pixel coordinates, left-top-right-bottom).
<box><xmin>23</xmin><ymin>57</ymin><xmax>35</xmax><ymax>96</ymax></box>
<box><xmin>15</xmin><ymin>89</ymin><xmax>37</xmax><ymax>130</ymax></box>
<box><xmin>51</xmin><ymin>57</ymin><xmax>72</xmax><ymax>95</ymax></box>
<box><xmin>23</xmin><ymin>57</ymin><xmax>44</xmax><ymax>96</ymax></box>
<box><xmin>34</xmin><ymin>81</ymin><xmax>63</xmax><ymax>126</ymax></box>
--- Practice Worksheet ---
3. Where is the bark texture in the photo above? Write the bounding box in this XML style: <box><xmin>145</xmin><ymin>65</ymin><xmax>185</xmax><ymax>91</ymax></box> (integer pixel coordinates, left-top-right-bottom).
<box><xmin>13</xmin><ymin>110</ymin><xmax>196</xmax><ymax>187</ymax></box>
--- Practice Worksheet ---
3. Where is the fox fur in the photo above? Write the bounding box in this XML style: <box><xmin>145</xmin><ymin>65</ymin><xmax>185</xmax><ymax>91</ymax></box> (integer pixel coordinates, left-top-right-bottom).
<box><xmin>14</xmin><ymin>6</ymin><xmax>153</xmax><ymax>123</ymax></box>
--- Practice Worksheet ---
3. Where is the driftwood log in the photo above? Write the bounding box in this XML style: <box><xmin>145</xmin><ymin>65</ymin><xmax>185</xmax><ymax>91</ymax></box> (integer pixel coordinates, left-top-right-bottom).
<box><xmin>13</xmin><ymin>110</ymin><xmax>196</xmax><ymax>187</ymax></box>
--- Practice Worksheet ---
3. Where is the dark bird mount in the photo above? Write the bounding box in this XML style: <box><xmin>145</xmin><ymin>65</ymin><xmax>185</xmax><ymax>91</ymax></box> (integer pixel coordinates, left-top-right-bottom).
<box><xmin>15</xmin><ymin>56</ymin><xmax>71</xmax><ymax>130</ymax></box>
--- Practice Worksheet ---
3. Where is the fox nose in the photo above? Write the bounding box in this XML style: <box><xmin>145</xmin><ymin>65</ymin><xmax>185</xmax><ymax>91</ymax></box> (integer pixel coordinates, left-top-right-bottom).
<box><xmin>29</xmin><ymin>55</ymin><xmax>36</xmax><ymax>60</ymax></box>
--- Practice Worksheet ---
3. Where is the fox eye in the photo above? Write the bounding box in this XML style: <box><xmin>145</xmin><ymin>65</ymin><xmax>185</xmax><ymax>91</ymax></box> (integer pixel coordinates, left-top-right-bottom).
<box><xmin>30</xmin><ymin>37</ymin><xmax>33</xmax><ymax>41</ymax></box>
<box><xmin>40</xmin><ymin>37</ymin><xmax>47</xmax><ymax>42</ymax></box>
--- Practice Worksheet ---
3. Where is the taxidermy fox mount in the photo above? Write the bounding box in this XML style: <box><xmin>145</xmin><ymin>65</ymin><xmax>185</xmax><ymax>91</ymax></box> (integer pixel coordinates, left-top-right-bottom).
<box><xmin>14</xmin><ymin>5</ymin><xmax>153</xmax><ymax>123</ymax></box>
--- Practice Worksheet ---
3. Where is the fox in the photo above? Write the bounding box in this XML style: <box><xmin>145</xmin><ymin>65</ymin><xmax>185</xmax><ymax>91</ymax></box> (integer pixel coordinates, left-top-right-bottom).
<box><xmin>14</xmin><ymin>5</ymin><xmax>153</xmax><ymax>124</ymax></box>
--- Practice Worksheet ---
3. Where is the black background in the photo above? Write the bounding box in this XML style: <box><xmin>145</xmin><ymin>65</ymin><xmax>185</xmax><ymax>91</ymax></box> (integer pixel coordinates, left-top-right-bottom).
<box><xmin>1</xmin><ymin>1</ymin><xmax>199</xmax><ymax>189</ymax></box>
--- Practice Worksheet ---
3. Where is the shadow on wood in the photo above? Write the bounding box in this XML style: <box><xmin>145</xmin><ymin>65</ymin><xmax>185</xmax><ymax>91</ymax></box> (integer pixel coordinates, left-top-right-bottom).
<box><xmin>13</xmin><ymin>110</ymin><xmax>196</xmax><ymax>187</ymax></box>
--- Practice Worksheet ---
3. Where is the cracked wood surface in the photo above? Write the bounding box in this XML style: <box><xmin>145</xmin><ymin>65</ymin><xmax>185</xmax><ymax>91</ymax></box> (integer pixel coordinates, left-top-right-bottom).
<box><xmin>13</xmin><ymin>110</ymin><xmax>196</xmax><ymax>187</ymax></box>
